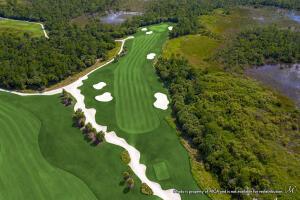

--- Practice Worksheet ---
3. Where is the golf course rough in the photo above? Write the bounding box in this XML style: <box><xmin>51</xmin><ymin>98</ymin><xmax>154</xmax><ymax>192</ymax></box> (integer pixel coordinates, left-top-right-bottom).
<box><xmin>81</xmin><ymin>24</ymin><xmax>210</xmax><ymax>200</ymax></box>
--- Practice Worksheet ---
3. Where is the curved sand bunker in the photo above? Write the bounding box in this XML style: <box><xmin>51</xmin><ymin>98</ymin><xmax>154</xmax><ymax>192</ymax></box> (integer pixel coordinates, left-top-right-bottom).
<box><xmin>147</xmin><ymin>53</ymin><xmax>156</xmax><ymax>60</ymax></box>
<box><xmin>95</xmin><ymin>92</ymin><xmax>113</xmax><ymax>102</ymax></box>
<box><xmin>93</xmin><ymin>82</ymin><xmax>106</xmax><ymax>90</ymax></box>
<box><xmin>141</xmin><ymin>27</ymin><xmax>148</xmax><ymax>31</ymax></box>
<box><xmin>146</xmin><ymin>31</ymin><xmax>153</xmax><ymax>35</ymax></box>
<box><xmin>168</xmin><ymin>26</ymin><xmax>173</xmax><ymax>31</ymax></box>
<box><xmin>154</xmin><ymin>93</ymin><xmax>169</xmax><ymax>110</ymax></box>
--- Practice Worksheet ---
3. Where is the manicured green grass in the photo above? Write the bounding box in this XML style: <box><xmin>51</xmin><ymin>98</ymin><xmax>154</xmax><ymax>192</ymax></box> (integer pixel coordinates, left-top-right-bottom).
<box><xmin>0</xmin><ymin>94</ymin><xmax>97</xmax><ymax>200</ymax></box>
<box><xmin>114</xmin><ymin>25</ymin><xmax>169</xmax><ymax>134</ymax></box>
<box><xmin>0</xmin><ymin>18</ymin><xmax>45</xmax><ymax>37</ymax></box>
<box><xmin>0</xmin><ymin>92</ymin><xmax>157</xmax><ymax>200</ymax></box>
<box><xmin>153</xmin><ymin>162</ymin><xmax>170</xmax><ymax>181</ymax></box>
<box><xmin>80</xmin><ymin>23</ymin><xmax>209</xmax><ymax>200</ymax></box>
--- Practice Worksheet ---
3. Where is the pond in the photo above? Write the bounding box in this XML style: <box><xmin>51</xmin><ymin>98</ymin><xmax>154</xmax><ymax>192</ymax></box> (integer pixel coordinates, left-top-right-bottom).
<box><xmin>287</xmin><ymin>11</ymin><xmax>300</xmax><ymax>23</ymax></box>
<box><xmin>100</xmin><ymin>11</ymin><xmax>141</xmax><ymax>24</ymax></box>
<box><xmin>246</xmin><ymin>64</ymin><xmax>300</xmax><ymax>107</ymax></box>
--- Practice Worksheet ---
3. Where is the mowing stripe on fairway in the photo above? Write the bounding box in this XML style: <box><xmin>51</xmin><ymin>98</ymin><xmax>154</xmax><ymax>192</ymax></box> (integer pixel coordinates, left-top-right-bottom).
<box><xmin>114</xmin><ymin>27</ymin><xmax>168</xmax><ymax>134</ymax></box>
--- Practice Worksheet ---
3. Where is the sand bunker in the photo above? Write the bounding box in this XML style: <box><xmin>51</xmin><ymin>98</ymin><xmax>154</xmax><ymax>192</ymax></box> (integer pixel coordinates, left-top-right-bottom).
<box><xmin>147</xmin><ymin>53</ymin><xmax>156</xmax><ymax>60</ymax></box>
<box><xmin>95</xmin><ymin>92</ymin><xmax>113</xmax><ymax>102</ymax></box>
<box><xmin>141</xmin><ymin>28</ymin><xmax>148</xmax><ymax>31</ymax></box>
<box><xmin>146</xmin><ymin>31</ymin><xmax>153</xmax><ymax>35</ymax></box>
<box><xmin>153</xmin><ymin>93</ymin><xmax>169</xmax><ymax>110</ymax></box>
<box><xmin>93</xmin><ymin>82</ymin><xmax>106</xmax><ymax>90</ymax></box>
<box><xmin>168</xmin><ymin>26</ymin><xmax>173</xmax><ymax>31</ymax></box>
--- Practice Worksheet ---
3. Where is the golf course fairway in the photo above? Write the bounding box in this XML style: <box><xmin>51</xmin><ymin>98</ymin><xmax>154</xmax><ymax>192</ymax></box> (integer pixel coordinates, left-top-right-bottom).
<box><xmin>0</xmin><ymin>96</ymin><xmax>97</xmax><ymax>200</ymax></box>
<box><xmin>81</xmin><ymin>23</ymin><xmax>209</xmax><ymax>200</ymax></box>
<box><xmin>114</xmin><ymin>24</ymin><xmax>170</xmax><ymax>134</ymax></box>
<box><xmin>0</xmin><ymin>92</ymin><xmax>157</xmax><ymax>200</ymax></box>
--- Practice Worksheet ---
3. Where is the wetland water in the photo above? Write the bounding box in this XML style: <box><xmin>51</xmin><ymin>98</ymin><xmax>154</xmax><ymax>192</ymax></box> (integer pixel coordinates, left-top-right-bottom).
<box><xmin>246</xmin><ymin>64</ymin><xmax>300</xmax><ymax>107</ymax></box>
<box><xmin>100</xmin><ymin>11</ymin><xmax>141</xmax><ymax>24</ymax></box>
<box><xmin>287</xmin><ymin>12</ymin><xmax>300</xmax><ymax>23</ymax></box>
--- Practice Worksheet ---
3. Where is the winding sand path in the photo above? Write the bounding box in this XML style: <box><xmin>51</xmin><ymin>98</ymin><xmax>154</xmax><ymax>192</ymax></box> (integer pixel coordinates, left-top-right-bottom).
<box><xmin>0</xmin><ymin>35</ymin><xmax>181</xmax><ymax>200</ymax></box>
<box><xmin>38</xmin><ymin>23</ymin><xmax>49</xmax><ymax>38</ymax></box>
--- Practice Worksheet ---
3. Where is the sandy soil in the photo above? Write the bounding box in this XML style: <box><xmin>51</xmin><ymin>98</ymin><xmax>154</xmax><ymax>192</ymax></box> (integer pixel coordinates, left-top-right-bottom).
<box><xmin>93</xmin><ymin>82</ymin><xmax>107</xmax><ymax>90</ymax></box>
<box><xmin>147</xmin><ymin>53</ymin><xmax>156</xmax><ymax>60</ymax></box>
<box><xmin>38</xmin><ymin>23</ymin><xmax>49</xmax><ymax>38</ymax></box>
<box><xmin>153</xmin><ymin>93</ymin><xmax>169</xmax><ymax>110</ymax></box>
<box><xmin>95</xmin><ymin>92</ymin><xmax>113</xmax><ymax>102</ymax></box>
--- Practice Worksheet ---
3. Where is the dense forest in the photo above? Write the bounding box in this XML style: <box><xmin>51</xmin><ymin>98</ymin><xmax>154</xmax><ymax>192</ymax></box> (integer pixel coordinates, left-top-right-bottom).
<box><xmin>0</xmin><ymin>24</ymin><xmax>116</xmax><ymax>89</ymax></box>
<box><xmin>0</xmin><ymin>0</ymin><xmax>134</xmax><ymax>90</ymax></box>
<box><xmin>217</xmin><ymin>26</ymin><xmax>300</xmax><ymax>71</ymax></box>
<box><xmin>155</xmin><ymin>57</ymin><xmax>300</xmax><ymax>199</ymax></box>
<box><xmin>0</xmin><ymin>0</ymin><xmax>299</xmax><ymax>90</ymax></box>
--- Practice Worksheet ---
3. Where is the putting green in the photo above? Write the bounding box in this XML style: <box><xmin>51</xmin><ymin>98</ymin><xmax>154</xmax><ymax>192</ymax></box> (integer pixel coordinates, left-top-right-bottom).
<box><xmin>0</xmin><ymin>98</ymin><xmax>97</xmax><ymax>200</ymax></box>
<box><xmin>153</xmin><ymin>162</ymin><xmax>170</xmax><ymax>181</ymax></box>
<box><xmin>114</xmin><ymin>24</ymin><xmax>169</xmax><ymax>134</ymax></box>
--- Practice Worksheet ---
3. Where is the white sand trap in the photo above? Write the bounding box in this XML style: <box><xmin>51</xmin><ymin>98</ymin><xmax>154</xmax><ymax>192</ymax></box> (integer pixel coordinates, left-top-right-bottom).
<box><xmin>147</xmin><ymin>53</ymin><xmax>156</xmax><ymax>60</ymax></box>
<box><xmin>146</xmin><ymin>31</ymin><xmax>153</xmax><ymax>35</ymax></box>
<box><xmin>154</xmin><ymin>93</ymin><xmax>169</xmax><ymax>110</ymax></box>
<box><xmin>168</xmin><ymin>26</ymin><xmax>173</xmax><ymax>31</ymax></box>
<box><xmin>141</xmin><ymin>27</ymin><xmax>148</xmax><ymax>31</ymax></box>
<box><xmin>95</xmin><ymin>92</ymin><xmax>113</xmax><ymax>102</ymax></box>
<box><xmin>93</xmin><ymin>82</ymin><xmax>106</xmax><ymax>90</ymax></box>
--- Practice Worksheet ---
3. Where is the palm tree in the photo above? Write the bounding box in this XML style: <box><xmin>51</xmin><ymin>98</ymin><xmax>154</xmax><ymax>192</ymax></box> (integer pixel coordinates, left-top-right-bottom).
<box><xmin>94</xmin><ymin>131</ymin><xmax>105</xmax><ymax>145</ymax></box>
<box><xmin>73</xmin><ymin>109</ymin><xmax>86</xmax><ymax>128</ymax></box>
<box><xmin>84</xmin><ymin>123</ymin><xmax>93</xmax><ymax>134</ymax></box>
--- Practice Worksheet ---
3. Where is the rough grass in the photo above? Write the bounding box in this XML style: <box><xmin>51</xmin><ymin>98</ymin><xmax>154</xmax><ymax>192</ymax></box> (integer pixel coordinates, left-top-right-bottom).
<box><xmin>0</xmin><ymin>18</ymin><xmax>44</xmax><ymax>37</ymax></box>
<box><xmin>80</xmin><ymin>24</ymin><xmax>210</xmax><ymax>200</ymax></box>
<box><xmin>163</xmin><ymin>35</ymin><xmax>220</xmax><ymax>69</ymax></box>
<box><xmin>0</xmin><ymin>0</ymin><xmax>27</xmax><ymax>5</ymax></box>
<box><xmin>199</xmin><ymin>8</ymin><xmax>255</xmax><ymax>37</ymax></box>
<box><xmin>0</xmin><ymin>92</ymin><xmax>156</xmax><ymax>200</ymax></box>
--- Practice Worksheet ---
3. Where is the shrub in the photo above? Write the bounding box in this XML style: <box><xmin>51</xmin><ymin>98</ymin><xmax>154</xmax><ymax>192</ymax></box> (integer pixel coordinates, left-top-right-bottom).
<box><xmin>121</xmin><ymin>150</ymin><xmax>131</xmax><ymax>164</ymax></box>
<box><xmin>140</xmin><ymin>183</ymin><xmax>153</xmax><ymax>195</ymax></box>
